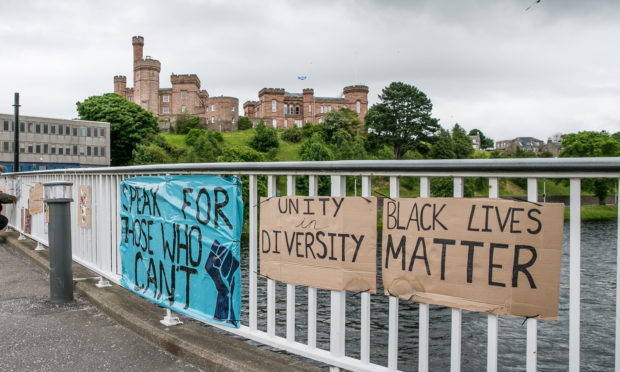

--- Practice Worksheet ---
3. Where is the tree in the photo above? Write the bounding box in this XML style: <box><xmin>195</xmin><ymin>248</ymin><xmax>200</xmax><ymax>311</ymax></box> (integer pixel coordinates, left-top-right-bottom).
<box><xmin>428</xmin><ymin>128</ymin><xmax>455</xmax><ymax>159</ymax></box>
<box><xmin>174</xmin><ymin>114</ymin><xmax>201</xmax><ymax>134</ymax></box>
<box><xmin>249</xmin><ymin>121</ymin><xmax>279</xmax><ymax>152</ymax></box>
<box><xmin>237</xmin><ymin>116</ymin><xmax>253</xmax><ymax>131</ymax></box>
<box><xmin>468</xmin><ymin>128</ymin><xmax>494</xmax><ymax>150</ymax></box>
<box><xmin>365</xmin><ymin>82</ymin><xmax>440</xmax><ymax>159</ymax></box>
<box><xmin>76</xmin><ymin>93</ymin><xmax>159</xmax><ymax>166</ymax></box>
<box><xmin>324</xmin><ymin>107</ymin><xmax>364</xmax><ymax>139</ymax></box>
<box><xmin>560</xmin><ymin>131</ymin><xmax>620</xmax><ymax>205</ymax></box>
<box><xmin>297</xmin><ymin>134</ymin><xmax>333</xmax><ymax>195</ymax></box>
<box><xmin>452</xmin><ymin>124</ymin><xmax>474</xmax><ymax>159</ymax></box>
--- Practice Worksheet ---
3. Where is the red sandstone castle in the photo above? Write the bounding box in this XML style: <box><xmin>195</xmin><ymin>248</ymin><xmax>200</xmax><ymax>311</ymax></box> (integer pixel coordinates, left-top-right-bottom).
<box><xmin>243</xmin><ymin>85</ymin><xmax>369</xmax><ymax>129</ymax></box>
<box><xmin>114</xmin><ymin>36</ymin><xmax>239</xmax><ymax>131</ymax></box>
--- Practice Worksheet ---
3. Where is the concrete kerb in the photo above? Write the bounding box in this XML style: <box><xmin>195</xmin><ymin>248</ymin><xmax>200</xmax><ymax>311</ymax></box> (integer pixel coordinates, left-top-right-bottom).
<box><xmin>5</xmin><ymin>232</ymin><xmax>323</xmax><ymax>372</ymax></box>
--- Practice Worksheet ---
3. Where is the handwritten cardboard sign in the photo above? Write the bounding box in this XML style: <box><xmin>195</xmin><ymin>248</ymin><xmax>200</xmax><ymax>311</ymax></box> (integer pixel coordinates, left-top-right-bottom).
<box><xmin>28</xmin><ymin>183</ymin><xmax>43</xmax><ymax>215</ymax></box>
<box><xmin>77</xmin><ymin>185</ymin><xmax>91</xmax><ymax>228</ymax></box>
<box><xmin>119</xmin><ymin>175</ymin><xmax>243</xmax><ymax>328</ymax></box>
<box><xmin>260</xmin><ymin>196</ymin><xmax>378</xmax><ymax>293</ymax></box>
<box><xmin>382</xmin><ymin>197</ymin><xmax>564</xmax><ymax>319</ymax></box>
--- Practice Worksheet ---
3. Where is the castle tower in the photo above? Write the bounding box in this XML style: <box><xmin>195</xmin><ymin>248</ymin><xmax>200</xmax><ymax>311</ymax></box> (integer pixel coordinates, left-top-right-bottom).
<box><xmin>113</xmin><ymin>75</ymin><xmax>127</xmax><ymax>97</ymax></box>
<box><xmin>343</xmin><ymin>85</ymin><xmax>369</xmax><ymax>119</ymax></box>
<box><xmin>132</xmin><ymin>36</ymin><xmax>160</xmax><ymax>114</ymax></box>
<box><xmin>132</xmin><ymin>36</ymin><xmax>144</xmax><ymax>62</ymax></box>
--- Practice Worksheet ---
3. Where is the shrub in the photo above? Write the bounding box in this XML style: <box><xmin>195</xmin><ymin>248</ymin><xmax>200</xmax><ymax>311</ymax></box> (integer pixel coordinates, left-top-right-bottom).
<box><xmin>281</xmin><ymin>126</ymin><xmax>303</xmax><ymax>143</ymax></box>
<box><xmin>174</xmin><ymin>114</ymin><xmax>201</xmax><ymax>134</ymax></box>
<box><xmin>249</xmin><ymin>122</ymin><xmax>279</xmax><ymax>152</ymax></box>
<box><xmin>237</xmin><ymin>116</ymin><xmax>253</xmax><ymax>131</ymax></box>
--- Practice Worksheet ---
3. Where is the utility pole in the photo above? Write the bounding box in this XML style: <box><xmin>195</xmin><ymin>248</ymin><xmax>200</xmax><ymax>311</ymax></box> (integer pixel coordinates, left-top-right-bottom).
<box><xmin>13</xmin><ymin>93</ymin><xmax>20</xmax><ymax>173</ymax></box>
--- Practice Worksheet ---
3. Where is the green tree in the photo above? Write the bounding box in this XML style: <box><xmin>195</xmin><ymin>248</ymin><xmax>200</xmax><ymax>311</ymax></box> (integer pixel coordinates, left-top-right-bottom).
<box><xmin>324</xmin><ymin>107</ymin><xmax>364</xmax><ymax>140</ymax></box>
<box><xmin>76</xmin><ymin>93</ymin><xmax>159</xmax><ymax>166</ymax></box>
<box><xmin>249</xmin><ymin>121</ymin><xmax>279</xmax><ymax>152</ymax></box>
<box><xmin>468</xmin><ymin>128</ymin><xmax>494</xmax><ymax>150</ymax></box>
<box><xmin>281</xmin><ymin>126</ymin><xmax>303</xmax><ymax>143</ymax></box>
<box><xmin>297</xmin><ymin>134</ymin><xmax>333</xmax><ymax>195</ymax></box>
<box><xmin>560</xmin><ymin>131</ymin><xmax>620</xmax><ymax>204</ymax></box>
<box><xmin>365</xmin><ymin>82</ymin><xmax>440</xmax><ymax>159</ymax></box>
<box><xmin>237</xmin><ymin>116</ymin><xmax>253</xmax><ymax>131</ymax></box>
<box><xmin>452</xmin><ymin>124</ymin><xmax>474</xmax><ymax>159</ymax></box>
<box><xmin>174</xmin><ymin>114</ymin><xmax>201</xmax><ymax>134</ymax></box>
<box><xmin>428</xmin><ymin>128</ymin><xmax>455</xmax><ymax>159</ymax></box>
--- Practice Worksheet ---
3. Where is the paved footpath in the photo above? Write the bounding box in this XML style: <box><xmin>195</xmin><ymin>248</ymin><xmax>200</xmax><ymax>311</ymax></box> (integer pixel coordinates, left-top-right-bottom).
<box><xmin>0</xmin><ymin>242</ymin><xmax>201</xmax><ymax>372</ymax></box>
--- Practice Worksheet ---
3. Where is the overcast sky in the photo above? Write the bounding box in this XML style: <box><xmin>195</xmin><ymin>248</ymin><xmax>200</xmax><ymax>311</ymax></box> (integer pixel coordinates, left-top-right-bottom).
<box><xmin>1</xmin><ymin>0</ymin><xmax>618</xmax><ymax>142</ymax></box>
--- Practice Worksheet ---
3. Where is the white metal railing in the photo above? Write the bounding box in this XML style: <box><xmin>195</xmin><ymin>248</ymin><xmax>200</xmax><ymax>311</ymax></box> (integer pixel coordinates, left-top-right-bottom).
<box><xmin>1</xmin><ymin>158</ymin><xmax>619</xmax><ymax>371</ymax></box>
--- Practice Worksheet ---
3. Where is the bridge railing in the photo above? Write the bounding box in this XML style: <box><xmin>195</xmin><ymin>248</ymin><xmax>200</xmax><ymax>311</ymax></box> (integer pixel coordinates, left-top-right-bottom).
<box><xmin>1</xmin><ymin>158</ymin><xmax>618</xmax><ymax>372</ymax></box>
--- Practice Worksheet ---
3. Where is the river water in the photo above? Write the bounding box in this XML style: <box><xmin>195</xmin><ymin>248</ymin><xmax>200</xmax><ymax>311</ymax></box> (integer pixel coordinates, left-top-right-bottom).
<box><xmin>239</xmin><ymin>220</ymin><xmax>617</xmax><ymax>371</ymax></box>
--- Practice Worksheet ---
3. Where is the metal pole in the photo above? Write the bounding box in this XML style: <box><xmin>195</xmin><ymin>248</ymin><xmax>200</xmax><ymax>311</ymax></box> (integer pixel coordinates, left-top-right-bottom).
<box><xmin>45</xmin><ymin>181</ymin><xmax>74</xmax><ymax>303</ymax></box>
<box><xmin>13</xmin><ymin>92</ymin><xmax>20</xmax><ymax>172</ymax></box>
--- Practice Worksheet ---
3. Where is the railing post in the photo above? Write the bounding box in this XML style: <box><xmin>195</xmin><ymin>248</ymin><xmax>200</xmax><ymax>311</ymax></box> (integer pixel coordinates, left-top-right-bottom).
<box><xmin>569</xmin><ymin>178</ymin><xmax>581</xmax><ymax>372</ymax></box>
<box><xmin>419</xmin><ymin>176</ymin><xmax>430</xmax><ymax>372</ymax></box>
<box><xmin>527</xmin><ymin>178</ymin><xmax>538</xmax><ymax>372</ymax></box>
<box><xmin>388</xmin><ymin>176</ymin><xmax>400</xmax><ymax>371</ymax></box>
<box><xmin>267</xmin><ymin>175</ymin><xmax>277</xmax><ymax>337</ymax></box>
<box><xmin>487</xmin><ymin>177</ymin><xmax>499</xmax><ymax>372</ymax></box>
<box><xmin>330</xmin><ymin>175</ymin><xmax>346</xmax><ymax>372</ymax></box>
<box><xmin>249</xmin><ymin>174</ymin><xmax>258</xmax><ymax>331</ymax></box>
<box><xmin>308</xmin><ymin>175</ymin><xmax>318</xmax><ymax>349</ymax></box>
<box><xmin>286</xmin><ymin>175</ymin><xmax>296</xmax><ymax>343</ymax></box>
<box><xmin>360</xmin><ymin>175</ymin><xmax>371</xmax><ymax>365</ymax></box>
<box><xmin>451</xmin><ymin>177</ymin><xmax>463</xmax><ymax>372</ymax></box>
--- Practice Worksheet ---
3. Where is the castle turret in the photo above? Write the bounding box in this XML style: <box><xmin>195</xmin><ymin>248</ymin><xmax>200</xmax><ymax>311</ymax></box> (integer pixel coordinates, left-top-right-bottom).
<box><xmin>114</xmin><ymin>75</ymin><xmax>127</xmax><ymax>97</ymax></box>
<box><xmin>343</xmin><ymin>85</ymin><xmax>369</xmax><ymax>119</ymax></box>
<box><xmin>132</xmin><ymin>36</ymin><xmax>144</xmax><ymax>63</ymax></box>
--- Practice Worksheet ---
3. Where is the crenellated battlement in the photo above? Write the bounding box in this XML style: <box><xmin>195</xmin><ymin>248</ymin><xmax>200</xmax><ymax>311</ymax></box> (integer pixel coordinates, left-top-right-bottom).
<box><xmin>171</xmin><ymin>74</ymin><xmax>200</xmax><ymax>88</ymax></box>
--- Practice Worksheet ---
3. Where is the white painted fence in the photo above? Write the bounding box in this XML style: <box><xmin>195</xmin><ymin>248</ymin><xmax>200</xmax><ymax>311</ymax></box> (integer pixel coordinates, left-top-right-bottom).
<box><xmin>1</xmin><ymin>158</ymin><xmax>618</xmax><ymax>371</ymax></box>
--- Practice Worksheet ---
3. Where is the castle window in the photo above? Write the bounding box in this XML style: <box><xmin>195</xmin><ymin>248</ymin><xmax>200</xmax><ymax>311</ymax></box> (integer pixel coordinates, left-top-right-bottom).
<box><xmin>66</xmin><ymin>126</ymin><xmax>71</xmax><ymax>135</ymax></box>
<box><xmin>284</xmin><ymin>119</ymin><xmax>288</xmax><ymax>128</ymax></box>
<box><xmin>211</xmin><ymin>104</ymin><xmax>215</xmax><ymax>112</ymax></box>
<box><xmin>232</xmin><ymin>106</ymin><xmax>235</xmax><ymax>112</ymax></box>
<box><xmin>44</xmin><ymin>124</ymin><xmax>48</xmax><ymax>134</ymax></box>
<box><xmin>35</xmin><ymin>123</ymin><xmax>40</xmax><ymax>134</ymax></box>
<box><xmin>356</xmin><ymin>100</ymin><xmax>361</xmax><ymax>114</ymax></box>
<box><xmin>271</xmin><ymin>100</ymin><xmax>276</xmax><ymax>113</ymax></box>
<box><xmin>93</xmin><ymin>128</ymin><xmax>98</xmax><ymax>137</ymax></box>
<box><xmin>308</xmin><ymin>105</ymin><xmax>312</xmax><ymax>113</ymax></box>
<box><xmin>295</xmin><ymin>120</ymin><xmax>302</xmax><ymax>128</ymax></box>
<box><xmin>163</xmin><ymin>95</ymin><xmax>170</xmax><ymax>103</ymax></box>
<box><xmin>181</xmin><ymin>91</ymin><xmax>187</xmax><ymax>99</ymax></box>
<box><xmin>128</xmin><ymin>96</ymin><xmax>133</xmax><ymax>102</ymax></box>
<box><xmin>51</xmin><ymin>125</ymin><xmax>56</xmax><ymax>134</ymax></box>
<box><xmin>211</xmin><ymin>116</ymin><xmax>215</xmax><ymax>124</ymax></box>
<box><xmin>296</xmin><ymin>105</ymin><xmax>300</xmax><ymax>115</ymax></box>
<box><xmin>100</xmin><ymin>128</ymin><xmax>105</xmax><ymax>137</ymax></box>
<box><xmin>141</xmin><ymin>103</ymin><xmax>148</xmax><ymax>110</ymax></box>
<box><xmin>272</xmin><ymin>119</ymin><xmax>277</xmax><ymax>128</ymax></box>
<box><xmin>232</xmin><ymin>117</ymin><xmax>235</xmax><ymax>124</ymax></box>
<box><xmin>284</xmin><ymin>104</ymin><xmax>288</xmax><ymax>115</ymax></box>
<box><xmin>181</xmin><ymin>105</ymin><xmax>186</xmax><ymax>113</ymax></box>
<box><xmin>73</xmin><ymin>127</ymin><xmax>78</xmax><ymax>136</ymax></box>
<box><xmin>87</xmin><ymin>127</ymin><xmax>92</xmax><ymax>137</ymax></box>
<box><xmin>320</xmin><ymin>106</ymin><xmax>324</xmax><ymax>114</ymax></box>
<box><xmin>162</xmin><ymin>107</ymin><xmax>170</xmax><ymax>114</ymax></box>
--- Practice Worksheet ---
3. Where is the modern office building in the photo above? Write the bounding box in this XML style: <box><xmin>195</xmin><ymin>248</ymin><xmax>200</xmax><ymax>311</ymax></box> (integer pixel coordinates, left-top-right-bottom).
<box><xmin>0</xmin><ymin>113</ymin><xmax>110</xmax><ymax>172</ymax></box>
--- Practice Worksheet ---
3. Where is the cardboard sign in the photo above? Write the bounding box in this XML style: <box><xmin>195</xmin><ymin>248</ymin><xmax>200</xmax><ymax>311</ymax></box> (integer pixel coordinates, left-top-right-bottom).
<box><xmin>382</xmin><ymin>198</ymin><xmax>564</xmax><ymax>319</ymax></box>
<box><xmin>119</xmin><ymin>175</ymin><xmax>243</xmax><ymax>328</ymax></box>
<box><xmin>77</xmin><ymin>185</ymin><xmax>91</xmax><ymax>228</ymax></box>
<box><xmin>28</xmin><ymin>183</ymin><xmax>43</xmax><ymax>215</ymax></box>
<box><xmin>260</xmin><ymin>196</ymin><xmax>377</xmax><ymax>293</ymax></box>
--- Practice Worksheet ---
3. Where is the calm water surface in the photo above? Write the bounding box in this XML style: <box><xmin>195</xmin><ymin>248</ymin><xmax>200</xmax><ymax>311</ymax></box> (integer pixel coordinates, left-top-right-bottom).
<box><xmin>239</xmin><ymin>220</ymin><xmax>617</xmax><ymax>371</ymax></box>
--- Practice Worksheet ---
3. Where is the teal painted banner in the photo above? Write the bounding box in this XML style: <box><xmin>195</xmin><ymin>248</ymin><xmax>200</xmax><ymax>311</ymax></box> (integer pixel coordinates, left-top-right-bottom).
<box><xmin>119</xmin><ymin>175</ymin><xmax>243</xmax><ymax>328</ymax></box>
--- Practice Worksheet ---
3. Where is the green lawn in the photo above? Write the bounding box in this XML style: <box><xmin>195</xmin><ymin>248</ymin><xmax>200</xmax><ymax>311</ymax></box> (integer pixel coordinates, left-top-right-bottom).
<box><xmin>564</xmin><ymin>205</ymin><xmax>618</xmax><ymax>221</ymax></box>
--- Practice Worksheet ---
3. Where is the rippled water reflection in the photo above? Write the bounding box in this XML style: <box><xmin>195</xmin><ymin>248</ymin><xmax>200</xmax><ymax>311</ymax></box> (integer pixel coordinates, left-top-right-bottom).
<box><xmin>240</xmin><ymin>220</ymin><xmax>617</xmax><ymax>370</ymax></box>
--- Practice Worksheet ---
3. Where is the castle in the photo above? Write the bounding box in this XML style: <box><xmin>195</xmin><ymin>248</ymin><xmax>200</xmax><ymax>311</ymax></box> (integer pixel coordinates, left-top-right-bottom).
<box><xmin>114</xmin><ymin>36</ymin><xmax>239</xmax><ymax>132</ymax></box>
<box><xmin>243</xmin><ymin>85</ymin><xmax>369</xmax><ymax>129</ymax></box>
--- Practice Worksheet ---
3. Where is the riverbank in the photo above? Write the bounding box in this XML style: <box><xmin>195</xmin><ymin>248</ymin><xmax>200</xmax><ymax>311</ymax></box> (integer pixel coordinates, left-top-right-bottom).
<box><xmin>564</xmin><ymin>205</ymin><xmax>618</xmax><ymax>221</ymax></box>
